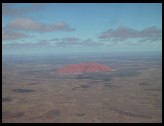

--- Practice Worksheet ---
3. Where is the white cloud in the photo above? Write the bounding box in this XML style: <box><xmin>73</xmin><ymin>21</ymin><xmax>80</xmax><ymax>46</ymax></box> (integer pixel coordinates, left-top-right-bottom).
<box><xmin>4</xmin><ymin>18</ymin><xmax>76</xmax><ymax>32</ymax></box>
<box><xmin>2</xmin><ymin>31</ymin><xmax>32</xmax><ymax>40</ymax></box>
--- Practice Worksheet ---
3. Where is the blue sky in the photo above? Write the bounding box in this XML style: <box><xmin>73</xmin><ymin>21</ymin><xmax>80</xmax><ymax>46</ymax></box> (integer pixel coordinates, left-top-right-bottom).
<box><xmin>2</xmin><ymin>3</ymin><xmax>162</xmax><ymax>55</ymax></box>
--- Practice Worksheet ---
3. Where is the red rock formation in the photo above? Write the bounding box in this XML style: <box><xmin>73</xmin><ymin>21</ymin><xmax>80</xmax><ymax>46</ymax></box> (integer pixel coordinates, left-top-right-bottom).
<box><xmin>56</xmin><ymin>62</ymin><xmax>112</xmax><ymax>75</ymax></box>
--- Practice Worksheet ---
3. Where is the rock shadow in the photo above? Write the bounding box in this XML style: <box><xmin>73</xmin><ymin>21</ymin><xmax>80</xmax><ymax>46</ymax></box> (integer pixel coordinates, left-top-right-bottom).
<box><xmin>112</xmin><ymin>70</ymin><xmax>139</xmax><ymax>78</ymax></box>
<box><xmin>76</xmin><ymin>73</ymin><xmax>112</xmax><ymax>83</ymax></box>
<box><xmin>80</xmin><ymin>84</ymin><xmax>91</xmax><ymax>89</ymax></box>
<box><xmin>104</xmin><ymin>83</ymin><xmax>118</xmax><ymax>89</ymax></box>
<box><xmin>2</xmin><ymin>97</ymin><xmax>12</xmax><ymax>102</ymax></box>
<box><xmin>139</xmin><ymin>82</ymin><xmax>149</xmax><ymax>85</ymax></box>
<box><xmin>42</xmin><ymin>109</ymin><xmax>61</xmax><ymax>120</ymax></box>
<box><xmin>13</xmin><ymin>89</ymin><xmax>35</xmax><ymax>93</ymax></box>
<box><xmin>2</xmin><ymin>111</ymin><xmax>25</xmax><ymax>119</ymax></box>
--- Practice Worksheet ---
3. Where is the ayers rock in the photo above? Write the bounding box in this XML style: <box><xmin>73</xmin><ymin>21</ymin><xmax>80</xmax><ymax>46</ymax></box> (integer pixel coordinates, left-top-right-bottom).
<box><xmin>56</xmin><ymin>62</ymin><xmax>113</xmax><ymax>75</ymax></box>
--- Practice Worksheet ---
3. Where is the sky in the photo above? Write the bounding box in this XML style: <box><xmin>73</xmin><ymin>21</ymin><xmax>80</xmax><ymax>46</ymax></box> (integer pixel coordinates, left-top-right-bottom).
<box><xmin>2</xmin><ymin>3</ymin><xmax>162</xmax><ymax>55</ymax></box>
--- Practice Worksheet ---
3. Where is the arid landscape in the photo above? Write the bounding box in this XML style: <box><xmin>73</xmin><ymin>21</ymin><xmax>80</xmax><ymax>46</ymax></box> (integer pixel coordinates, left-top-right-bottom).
<box><xmin>2</xmin><ymin>52</ymin><xmax>162</xmax><ymax>123</ymax></box>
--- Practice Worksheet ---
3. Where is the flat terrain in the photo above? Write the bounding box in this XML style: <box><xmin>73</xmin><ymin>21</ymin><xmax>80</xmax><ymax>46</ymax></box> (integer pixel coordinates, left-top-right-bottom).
<box><xmin>2</xmin><ymin>53</ymin><xmax>162</xmax><ymax>123</ymax></box>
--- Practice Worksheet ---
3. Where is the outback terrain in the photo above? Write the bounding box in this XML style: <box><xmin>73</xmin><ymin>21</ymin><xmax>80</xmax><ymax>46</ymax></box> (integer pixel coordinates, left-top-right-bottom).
<box><xmin>2</xmin><ymin>53</ymin><xmax>162</xmax><ymax>123</ymax></box>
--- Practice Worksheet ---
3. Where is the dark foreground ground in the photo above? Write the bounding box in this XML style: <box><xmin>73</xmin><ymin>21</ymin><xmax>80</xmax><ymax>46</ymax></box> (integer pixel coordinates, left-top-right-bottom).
<box><xmin>2</xmin><ymin>52</ymin><xmax>162</xmax><ymax>123</ymax></box>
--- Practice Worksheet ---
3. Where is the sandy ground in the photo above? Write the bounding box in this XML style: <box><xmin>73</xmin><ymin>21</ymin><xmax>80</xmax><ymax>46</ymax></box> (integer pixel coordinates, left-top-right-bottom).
<box><xmin>2</xmin><ymin>54</ymin><xmax>162</xmax><ymax>123</ymax></box>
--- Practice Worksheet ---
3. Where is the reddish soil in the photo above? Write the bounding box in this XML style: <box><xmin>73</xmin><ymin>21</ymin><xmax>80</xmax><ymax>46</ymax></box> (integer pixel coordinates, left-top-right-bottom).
<box><xmin>56</xmin><ymin>62</ymin><xmax>113</xmax><ymax>74</ymax></box>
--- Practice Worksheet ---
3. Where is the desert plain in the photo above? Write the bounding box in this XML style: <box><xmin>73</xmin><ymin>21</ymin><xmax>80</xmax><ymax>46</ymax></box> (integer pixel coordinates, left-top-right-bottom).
<box><xmin>2</xmin><ymin>53</ymin><xmax>162</xmax><ymax>123</ymax></box>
